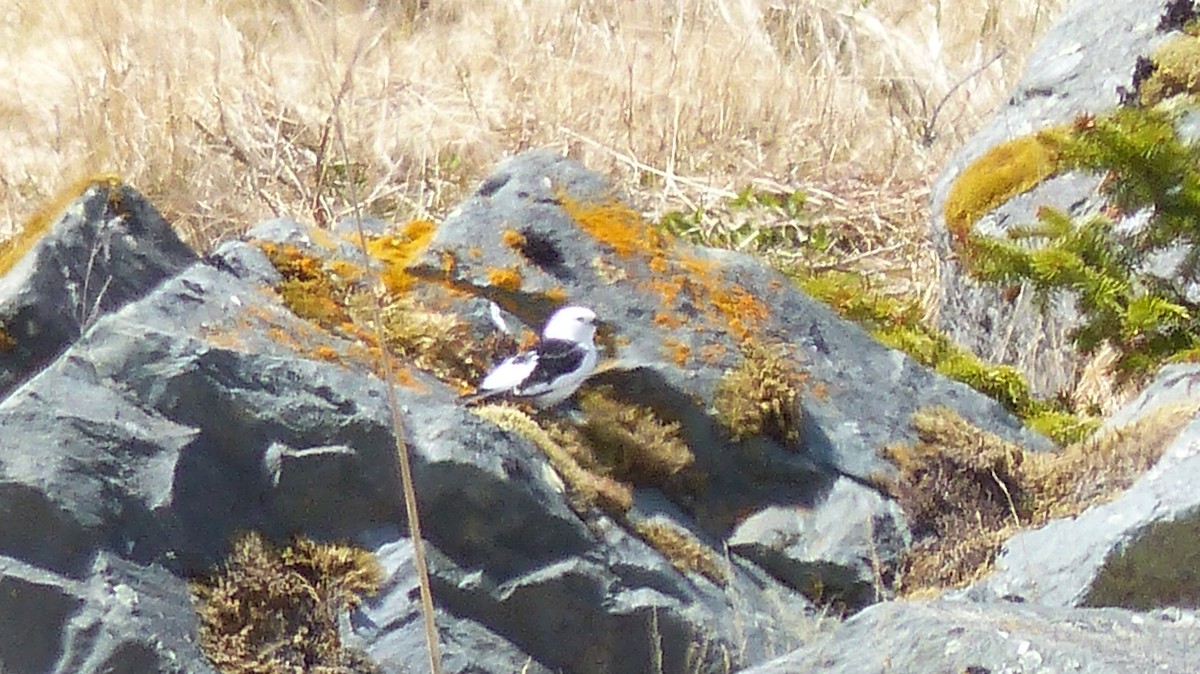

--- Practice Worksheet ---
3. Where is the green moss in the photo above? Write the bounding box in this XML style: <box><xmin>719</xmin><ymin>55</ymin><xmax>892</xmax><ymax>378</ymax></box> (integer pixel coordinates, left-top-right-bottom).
<box><xmin>1141</xmin><ymin>34</ymin><xmax>1200</xmax><ymax>105</ymax></box>
<box><xmin>799</xmin><ymin>269</ymin><xmax>1094</xmax><ymax>445</ymax></box>
<box><xmin>713</xmin><ymin>341</ymin><xmax>805</xmax><ymax>444</ymax></box>
<box><xmin>942</xmin><ymin>131</ymin><xmax>1064</xmax><ymax>246</ymax></box>
<box><xmin>191</xmin><ymin>532</ymin><xmax>382</xmax><ymax>674</ymax></box>
<box><xmin>472</xmin><ymin>403</ymin><xmax>635</xmax><ymax>514</ymax></box>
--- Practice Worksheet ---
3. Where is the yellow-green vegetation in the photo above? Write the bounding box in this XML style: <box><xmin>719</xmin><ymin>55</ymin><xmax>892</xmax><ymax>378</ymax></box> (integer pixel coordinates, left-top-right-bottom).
<box><xmin>799</xmin><ymin>270</ymin><xmax>1098</xmax><ymax>444</ymax></box>
<box><xmin>1139</xmin><ymin>33</ymin><xmax>1200</xmax><ymax>106</ymax></box>
<box><xmin>713</xmin><ymin>341</ymin><xmax>806</xmax><ymax>444</ymax></box>
<box><xmin>885</xmin><ymin>404</ymin><xmax>1198</xmax><ymax>594</ymax></box>
<box><xmin>260</xmin><ymin>242</ymin><xmax>353</xmax><ymax>329</ymax></box>
<box><xmin>633</xmin><ymin>520</ymin><xmax>728</xmax><ymax>586</ymax></box>
<box><xmin>942</xmin><ymin>130</ymin><xmax>1065</xmax><ymax>244</ymax></box>
<box><xmin>191</xmin><ymin>531</ymin><xmax>383</xmax><ymax>674</ymax></box>
<box><xmin>962</xmin><ymin>106</ymin><xmax>1200</xmax><ymax>383</ymax></box>
<box><xmin>576</xmin><ymin>387</ymin><xmax>695</xmax><ymax>483</ymax></box>
<box><xmin>347</xmin><ymin>293</ymin><xmax>501</xmax><ymax>394</ymax></box>
<box><xmin>0</xmin><ymin>174</ymin><xmax>123</xmax><ymax>279</ymax></box>
<box><xmin>472</xmin><ymin>403</ymin><xmax>635</xmax><ymax>514</ymax></box>
<box><xmin>473</xmin><ymin>398</ymin><xmax>727</xmax><ymax>582</ymax></box>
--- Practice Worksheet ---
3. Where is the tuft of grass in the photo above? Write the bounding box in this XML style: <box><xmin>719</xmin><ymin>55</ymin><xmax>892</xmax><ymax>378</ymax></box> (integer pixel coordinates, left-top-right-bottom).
<box><xmin>576</xmin><ymin>387</ymin><xmax>695</xmax><ymax>484</ymax></box>
<box><xmin>472</xmin><ymin>403</ymin><xmax>635</xmax><ymax>514</ymax></box>
<box><xmin>191</xmin><ymin>531</ymin><xmax>383</xmax><ymax>674</ymax></box>
<box><xmin>886</xmin><ymin>403</ymin><xmax>1198</xmax><ymax>594</ymax></box>
<box><xmin>633</xmin><ymin>520</ymin><xmax>728</xmax><ymax>586</ymax></box>
<box><xmin>713</xmin><ymin>341</ymin><xmax>805</xmax><ymax>444</ymax></box>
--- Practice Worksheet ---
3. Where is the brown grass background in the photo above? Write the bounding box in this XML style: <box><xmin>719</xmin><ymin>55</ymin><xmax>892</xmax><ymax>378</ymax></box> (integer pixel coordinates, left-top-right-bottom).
<box><xmin>0</xmin><ymin>0</ymin><xmax>1064</xmax><ymax>302</ymax></box>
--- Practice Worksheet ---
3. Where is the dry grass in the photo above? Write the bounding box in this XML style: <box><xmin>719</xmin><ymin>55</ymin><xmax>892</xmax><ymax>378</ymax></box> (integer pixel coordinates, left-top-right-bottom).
<box><xmin>0</xmin><ymin>0</ymin><xmax>1064</xmax><ymax>291</ymax></box>
<box><xmin>886</xmin><ymin>403</ymin><xmax>1199</xmax><ymax>594</ymax></box>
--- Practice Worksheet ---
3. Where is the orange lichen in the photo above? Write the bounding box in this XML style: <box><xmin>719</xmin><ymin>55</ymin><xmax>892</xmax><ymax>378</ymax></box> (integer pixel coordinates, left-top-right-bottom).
<box><xmin>700</xmin><ymin>343</ymin><xmax>728</xmax><ymax>364</ymax></box>
<box><xmin>259</xmin><ymin>243</ymin><xmax>351</xmax><ymax>329</ymax></box>
<box><xmin>313</xmin><ymin>345</ymin><xmax>340</xmax><ymax>362</ymax></box>
<box><xmin>654</xmin><ymin>311</ymin><xmax>685</xmax><ymax>329</ymax></box>
<box><xmin>561</xmin><ymin>197</ymin><xmax>672</xmax><ymax>258</ymax></box>
<box><xmin>663</xmin><ymin>338</ymin><xmax>691</xmax><ymax>366</ymax></box>
<box><xmin>1</xmin><ymin>174</ymin><xmax>123</xmax><ymax>279</ymax></box>
<box><xmin>545</xmin><ymin>286</ymin><xmax>568</xmax><ymax>303</ymax></box>
<box><xmin>0</xmin><ymin>327</ymin><xmax>14</xmax><ymax>353</ymax></box>
<box><xmin>501</xmin><ymin>229</ymin><xmax>526</xmax><ymax>249</ymax></box>
<box><xmin>486</xmin><ymin>266</ymin><xmax>523</xmax><ymax>292</ymax></box>
<box><xmin>560</xmin><ymin>196</ymin><xmax>772</xmax><ymax>346</ymax></box>
<box><xmin>363</xmin><ymin>219</ymin><xmax>437</xmax><ymax>295</ymax></box>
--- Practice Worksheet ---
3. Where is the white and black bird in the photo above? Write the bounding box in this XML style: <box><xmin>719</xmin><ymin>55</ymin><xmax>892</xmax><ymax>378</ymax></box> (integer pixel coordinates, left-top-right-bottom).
<box><xmin>467</xmin><ymin>305</ymin><xmax>599</xmax><ymax>407</ymax></box>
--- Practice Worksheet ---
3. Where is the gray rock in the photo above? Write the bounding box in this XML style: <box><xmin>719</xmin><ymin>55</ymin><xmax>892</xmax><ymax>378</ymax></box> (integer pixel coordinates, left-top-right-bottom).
<box><xmin>0</xmin><ymin>180</ymin><xmax>197</xmax><ymax>397</ymax></box>
<box><xmin>0</xmin><ymin>151</ymin><xmax>1061</xmax><ymax>674</ymax></box>
<box><xmin>728</xmin><ymin>477</ymin><xmax>909</xmax><ymax>612</ymax></box>
<box><xmin>930</xmin><ymin>0</ymin><xmax>1180</xmax><ymax>397</ymax></box>
<box><xmin>742</xmin><ymin>600</ymin><xmax>1200</xmax><ymax>674</ymax></box>
<box><xmin>0</xmin><ymin>553</ymin><xmax>214</xmax><ymax>674</ymax></box>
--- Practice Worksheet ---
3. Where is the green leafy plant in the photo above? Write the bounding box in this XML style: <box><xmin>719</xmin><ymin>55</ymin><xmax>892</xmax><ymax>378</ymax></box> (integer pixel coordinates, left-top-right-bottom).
<box><xmin>962</xmin><ymin>106</ymin><xmax>1200</xmax><ymax>381</ymax></box>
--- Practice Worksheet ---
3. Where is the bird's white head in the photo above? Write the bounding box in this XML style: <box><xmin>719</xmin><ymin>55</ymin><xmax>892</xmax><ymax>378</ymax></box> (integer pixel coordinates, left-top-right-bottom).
<box><xmin>542</xmin><ymin>305</ymin><xmax>598</xmax><ymax>344</ymax></box>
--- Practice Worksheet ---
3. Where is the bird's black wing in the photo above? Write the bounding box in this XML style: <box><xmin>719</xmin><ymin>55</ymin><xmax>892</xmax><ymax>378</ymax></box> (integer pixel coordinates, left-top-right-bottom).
<box><xmin>514</xmin><ymin>339</ymin><xmax>587</xmax><ymax>393</ymax></box>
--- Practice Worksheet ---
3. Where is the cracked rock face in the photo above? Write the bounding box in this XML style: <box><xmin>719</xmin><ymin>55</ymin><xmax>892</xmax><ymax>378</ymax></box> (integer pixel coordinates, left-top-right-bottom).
<box><xmin>0</xmin><ymin>154</ymin><xmax>1050</xmax><ymax>673</ymax></box>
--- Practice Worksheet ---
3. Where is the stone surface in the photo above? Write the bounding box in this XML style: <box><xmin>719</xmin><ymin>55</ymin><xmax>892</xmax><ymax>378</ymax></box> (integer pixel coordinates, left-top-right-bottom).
<box><xmin>929</xmin><ymin>0</ymin><xmax>1180</xmax><ymax>398</ymax></box>
<box><xmin>0</xmin><ymin>181</ymin><xmax>197</xmax><ymax>397</ymax></box>
<box><xmin>728</xmin><ymin>477</ymin><xmax>909</xmax><ymax>611</ymax></box>
<box><xmin>1</xmin><ymin>142</ymin><xmax>1179</xmax><ymax>672</ymax></box>
<box><xmin>742</xmin><ymin>600</ymin><xmax>1200</xmax><ymax>674</ymax></box>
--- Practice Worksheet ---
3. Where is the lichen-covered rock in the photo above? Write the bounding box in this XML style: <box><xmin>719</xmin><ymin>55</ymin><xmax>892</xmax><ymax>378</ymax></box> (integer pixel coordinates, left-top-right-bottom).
<box><xmin>0</xmin><ymin>153</ymin><xmax>1052</xmax><ymax>674</ymax></box>
<box><xmin>741</xmin><ymin>600</ymin><xmax>1200</xmax><ymax>674</ymax></box>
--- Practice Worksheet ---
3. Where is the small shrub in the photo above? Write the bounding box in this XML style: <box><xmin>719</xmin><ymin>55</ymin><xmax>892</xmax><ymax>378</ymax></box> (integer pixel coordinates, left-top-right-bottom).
<box><xmin>191</xmin><ymin>532</ymin><xmax>382</xmax><ymax>674</ymax></box>
<box><xmin>712</xmin><ymin>342</ymin><xmax>805</xmax><ymax>444</ymax></box>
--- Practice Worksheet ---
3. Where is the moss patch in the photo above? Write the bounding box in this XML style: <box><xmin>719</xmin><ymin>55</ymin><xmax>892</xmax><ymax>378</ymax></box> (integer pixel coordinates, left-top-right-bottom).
<box><xmin>713</xmin><ymin>341</ymin><xmax>805</xmax><ymax>444</ymax></box>
<box><xmin>1140</xmin><ymin>33</ymin><xmax>1200</xmax><ymax>106</ymax></box>
<box><xmin>799</xmin><ymin>269</ymin><xmax>1097</xmax><ymax>444</ymax></box>
<box><xmin>886</xmin><ymin>404</ymin><xmax>1197</xmax><ymax>594</ymax></box>
<box><xmin>633</xmin><ymin>520</ymin><xmax>728</xmax><ymax>586</ymax></box>
<box><xmin>473</xmin><ymin>403</ymin><xmax>635</xmax><ymax>513</ymax></box>
<box><xmin>942</xmin><ymin>131</ymin><xmax>1064</xmax><ymax>246</ymax></box>
<box><xmin>576</xmin><ymin>387</ymin><xmax>695</xmax><ymax>484</ymax></box>
<box><xmin>191</xmin><ymin>532</ymin><xmax>382</xmax><ymax>674</ymax></box>
<box><xmin>260</xmin><ymin>243</ymin><xmax>352</xmax><ymax>329</ymax></box>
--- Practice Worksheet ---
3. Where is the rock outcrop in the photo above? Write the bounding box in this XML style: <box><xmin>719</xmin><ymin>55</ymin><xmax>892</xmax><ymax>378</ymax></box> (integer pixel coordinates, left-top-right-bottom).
<box><xmin>0</xmin><ymin>153</ymin><xmax>1048</xmax><ymax>674</ymax></box>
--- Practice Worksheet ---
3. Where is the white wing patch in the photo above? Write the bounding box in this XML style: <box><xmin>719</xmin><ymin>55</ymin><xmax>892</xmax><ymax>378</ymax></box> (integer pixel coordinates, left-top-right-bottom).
<box><xmin>479</xmin><ymin>352</ymin><xmax>539</xmax><ymax>392</ymax></box>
